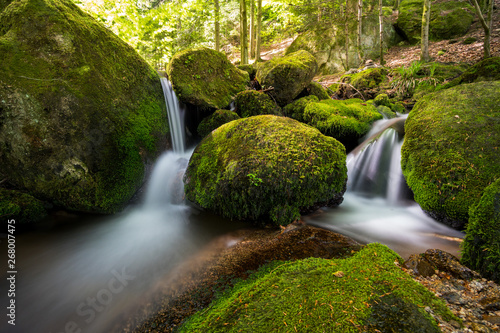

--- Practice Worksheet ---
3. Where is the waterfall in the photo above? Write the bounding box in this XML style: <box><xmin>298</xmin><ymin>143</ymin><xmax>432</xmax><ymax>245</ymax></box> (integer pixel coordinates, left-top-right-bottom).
<box><xmin>160</xmin><ymin>77</ymin><xmax>186</xmax><ymax>153</ymax></box>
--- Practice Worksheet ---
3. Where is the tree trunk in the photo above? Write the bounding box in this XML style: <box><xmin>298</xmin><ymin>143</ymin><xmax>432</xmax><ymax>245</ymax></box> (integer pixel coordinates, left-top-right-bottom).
<box><xmin>255</xmin><ymin>0</ymin><xmax>263</xmax><ymax>62</ymax></box>
<box><xmin>357</xmin><ymin>0</ymin><xmax>363</xmax><ymax>64</ymax></box>
<box><xmin>250</xmin><ymin>0</ymin><xmax>255</xmax><ymax>59</ymax></box>
<box><xmin>215</xmin><ymin>0</ymin><xmax>220</xmax><ymax>52</ymax></box>
<box><xmin>379</xmin><ymin>0</ymin><xmax>385</xmax><ymax>65</ymax></box>
<box><xmin>420</xmin><ymin>0</ymin><xmax>431</xmax><ymax>62</ymax></box>
<box><xmin>345</xmin><ymin>18</ymin><xmax>349</xmax><ymax>70</ymax></box>
<box><xmin>240</xmin><ymin>0</ymin><xmax>248</xmax><ymax>64</ymax></box>
<box><xmin>472</xmin><ymin>0</ymin><xmax>493</xmax><ymax>58</ymax></box>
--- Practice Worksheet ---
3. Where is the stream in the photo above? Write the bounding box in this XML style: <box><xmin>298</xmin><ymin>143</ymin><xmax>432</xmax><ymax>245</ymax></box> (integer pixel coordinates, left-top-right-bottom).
<box><xmin>0</xmin><ymin>81</ymin><xmax>464</xmax><ymax>333</ymax></box>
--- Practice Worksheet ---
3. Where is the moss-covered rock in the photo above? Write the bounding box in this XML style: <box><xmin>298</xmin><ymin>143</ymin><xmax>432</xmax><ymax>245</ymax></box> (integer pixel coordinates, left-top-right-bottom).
<box><xmin>377</xmin><ymin>105</ymin><xmax>397</xmax><ymax>119</ymax></box>
<box><xmin>374</xmin><ymin>93</ymin><xmax>391</xmax><ymax>107</ymax></box>
<box><xmin>255</xmin><ymin>50</ymin><xmax>318</xmax><ymax>106</ymax></box>
<box><xmin>0</xmin><ymin>188</ymin><xmax>47</xmax><ymax>223</ymax></box>
<box><xmin>401</xmin><ymin>82</ymin><xmax>500</xmax><ymax>229</ymax></box>
<box><xmin>234</xmin><ymin>90</ymin><xmax>282</xmax><ymax>118</ymax></box>
<box><xmin>237</xmin><ymin>64</ymin><xmax>257</xmax><ymax>80</ymax></box>
<box><xmin>339</xmin><ymin>68</ymin><xmax>389</xmax><ymax>99</ymax></box>
<box><xmin>461</xmin><ymin>179</ymin><xmax>500</xmax><ymax>283</ymax></box>
<box><xmin>283</xmin><ymin>95</ymin><xmax>319</xmax><ymax>122</ymax></box>
<box><xmin>167</xmin><ymin>47</ymin><xmax>249</xmax><ymax>110</ymax></box>
<box><xmin>0</xmin><ymin>0</ymin><xmax>169</xmax><ymax>213</ymax></box>
<box><xmin>197</xmin><ymin>110</ymin><xmax>240</xmax><ymax>138</ymax></box>
<box><xmin>396</xmin><ymin>0</ymin><xmax>474</xmax><ymax>44</ymax></box>
<box><xmin>299</xmin><ymin>81</ymin><xmax>330</xmax><ymax>100</ymax></box>
<box><xmin>448</xmin><ymin>57</ymin><xmax>500</xmax><ymax>86</ymax></box>
<box><xmin>183</xmin><ymin>115</ymin><xmax>347</xmax><ymax>226</ymax></box>
<box><xmin>178</xmin><ymin>243</ymin><xmax>457</xmax><ymax>332</ymax></box>
<box><xmin>303</xmin><ymin>98</ymin><xmax>383</xmax><ymax>151</ymax></box>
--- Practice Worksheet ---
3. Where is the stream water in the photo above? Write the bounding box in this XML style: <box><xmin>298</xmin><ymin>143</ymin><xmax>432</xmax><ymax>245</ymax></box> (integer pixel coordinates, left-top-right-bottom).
<box><xmin>0</xmin><ymin>83</ymin><xmax>464</xmax><ymax>333</ymax></box>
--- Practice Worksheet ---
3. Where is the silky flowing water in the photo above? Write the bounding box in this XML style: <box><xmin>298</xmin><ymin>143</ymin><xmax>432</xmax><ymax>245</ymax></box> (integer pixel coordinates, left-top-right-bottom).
<box><xmin>0</xmin><ymin>85</ymin><xmax>464</xmax><ymax>333</ymax></box>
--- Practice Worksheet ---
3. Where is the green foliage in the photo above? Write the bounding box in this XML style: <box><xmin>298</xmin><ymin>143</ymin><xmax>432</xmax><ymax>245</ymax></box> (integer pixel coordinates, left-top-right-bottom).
<box><xmin>234</xmin><ymin>90</ymin><xmax>282</xmax><ymax>118</ymax></box>
<box><xmin>461</xmin><ymin>179</ymin><xmax>500</xmax><ymax>283</ymax></box>
<box><xmin>391</xmin><ymin>61</ymin><xmax>424</xmax><ymax>98</ymax></box>
<box><xmin>183</xmin><ymin>115</ymin><xmax>347</xmax><ymax>226</ymax></box>
<box><xmin>303</xmin><ymin>98</ymin><xmax>383</xmax><ymax>151</ymax></box>
<box><xmin>0</xmin><ymin>188</ymin><xmax>47</xmax><ymax>223</ymax></box>
<box><xmin>247</xmin><ymin>173</ymin><xmax>263</xmax><ymax>186</ymax></box>
<box><xmin>179</xmin><ymin>243</ymin><xmax>457</xmax><ymax>332</ymax></box>
<box><xmin>197</xmin><ymin>109</ymin><xmax>240</xmax><ymax>138</ymax></box>
<box><xmin>401</xmin><ymin>81</ymin><xmax>500</xmax><ymax>229</ymax></box>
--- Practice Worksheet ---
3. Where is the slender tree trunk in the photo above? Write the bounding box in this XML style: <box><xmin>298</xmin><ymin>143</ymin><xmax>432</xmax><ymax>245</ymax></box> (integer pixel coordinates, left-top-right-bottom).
<box><xmin>345</xmin><ymin>18</ymin><xmax>349</xmax><ymax>70</ymax></box>
<box><xmin>250</xmin><ymin>0</ymin><xmax>255</xmax><ymax>59</ymax></box>
<box><xmin>472</xmin><ymin>0</ymin><xmax>493</xmax><ymax>58</ymax></box>
<box><xmin>240</xmin><ymin>0</ymin><xmax>248</xmax><ymax>64</ymax></box>
<box><xmin>255</xmin><ymin>0</ymin><xmax>263</xmax><ymax>62</ymax></box>
<box><xmin>357</xmin><ymin>0</ymin><xmax>363</xmax><ymax>64</ymax></box>
<box><xmin>215</xmin><ymin>0</ymin><xmax>220</xmax><ymax>52</ymax></box>
<box><xmin>420</xmin><ymin>0</ymin><xmax>431</xmax><ymax>61</ymax></box>
<box><xmin>379</xmin><ymin>0</ymin><xmax>385</xmax><ymax>65</ymax></box>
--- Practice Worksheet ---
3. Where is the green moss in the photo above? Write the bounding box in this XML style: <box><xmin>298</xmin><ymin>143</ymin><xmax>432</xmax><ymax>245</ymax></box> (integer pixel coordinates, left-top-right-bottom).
<box><xmin>197</xmin><ymin>109</ymin><xmax>240</xmax><ymax>138</ymax></box>
<box><xmin>0</xmin><ymin>188</ymin><xmax>47</xmax><ymax>223</ymax></box>
<box><xmin>179</xmin><ymin>243</ymin><xmax>457</xmax><ymax>332</ymax></box>
<box><xmin>377</xmin><ymin>105</ymin><xmax>397</xmax><ymax>119</ymax></box>
<box><xmin>237</xmin><ymin>64</ymin><xmax>257</xmax><ymax>80</ymax></box>
<box><xmin>396</xmin><ymin>0</ymin><xmax>474</xmax><ymax>44</ymax></box>
<box><xmin>374</xmin><ymin>93</ymin><xmax>391</xmax><ymax>107</ymax></box>
<box><xmin>256</xmin><ymin>50</ymin><xmax>318</xmax><ymax>106</ymax></box>
<box><xmin>401</xmin><ymin>82</ymin><xmax>500</xmax><ymax>229</ymax></box>
<box><xmin>301</xmin><ymin>81</ymin><xmax>330</xmax><ymax>100</ymax></box>
<box><xmin>303</xmin><ymin>98</ymin><xmax>383</xmax><ymax>151</ymax></box>
<box><xmin>461</xmin><ymin>179</ymin><xmax>500</xmax><ymax>283</ymax></box>
<box><xmin>346</xmin><ymin>68</ymin><xmax>389</xmax><ymax>93</ymax></box>
<box><xmin>0</xmin><ymin>0</ymin><xmax>168</xmax><ymax>213</ymax></box>
<box><xmin>167</xmin><ymin>47</ymin><xmax>249</xmax><ymax>110</ymax></box>
<box><xmin>234</xmin><ymin>90</ymin><xmax>282</xmax><ymax>118</ymax></box>
<box><xmin>283</xmin><ymin>95</ymin><xmax>319</xmax><ymax>122</ymax></box>
<box><xmin>391</xmin><ymin>101</ymin><xmax>407</xmax><ymax>114</ymax></box>
<box><xmin>448</xmin><ymin>57</ymin><xmax>500</xmax><ymax>87</ymax></box>
<box><xmin>462</xmin><ymin>37</ymin><xmax>477</xmax><ymax>45</ymax></box>
<box><xmin>183</xmin><ymin>115</ymin><xmax>347</xmax><ymax>226</ymax></box>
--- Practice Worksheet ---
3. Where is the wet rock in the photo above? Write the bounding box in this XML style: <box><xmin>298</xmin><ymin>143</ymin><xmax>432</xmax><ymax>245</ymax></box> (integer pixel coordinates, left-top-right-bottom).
<box><xmin>423</xmin><ymin>249</ymin><xmax>480</xmax><ymax>280</ymax></box>
<box><xmin>403</xmin><ymin>254</ymin><xmax>436</xmax><ymax>277</ymax></box>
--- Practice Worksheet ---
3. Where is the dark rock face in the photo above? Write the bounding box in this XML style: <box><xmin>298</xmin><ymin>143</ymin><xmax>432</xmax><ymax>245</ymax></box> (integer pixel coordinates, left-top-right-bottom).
<box><xmin>0</xmin><ymin>0</ymin><xmax>169</xmax><ymax>213</ymax></box>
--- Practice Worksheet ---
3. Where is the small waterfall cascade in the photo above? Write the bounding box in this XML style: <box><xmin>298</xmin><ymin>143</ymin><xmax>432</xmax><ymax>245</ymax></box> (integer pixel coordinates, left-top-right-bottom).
<box><xmin>347</xmin><ymin>115</ymin><xmax>412</xmax><ymax>204</ymax></box>
<box><xmin>160</xmin><ymin>77</ymin><xmax>186</xmax><ymax>153</ymax></box>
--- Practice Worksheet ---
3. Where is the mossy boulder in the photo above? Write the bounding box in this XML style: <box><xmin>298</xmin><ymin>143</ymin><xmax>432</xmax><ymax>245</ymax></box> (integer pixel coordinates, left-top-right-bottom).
<box><xmin>396</xmin><ymin>0</ymin><xmax>474</xmax><ymax>44</ymax></box>
<box><xmin>374</xmin><ymin>93</ymin><xmax>391</xmax><ymax>107</ymax></box>
<box><xmin>377</xmin><ymin>105</ymin><xmax>397</xmax><ymax>119</ymax></box>
<box><xmin>0</xmin><ymin>188</ymin><xmax>47</xmax><ymax>224</ymax></box>
<box><xmin>448</xmin><ymin>57</ymin><xmax>500</xmax><ymax>87</ymax></box>
<box><xmin>179</xmin><ymin>243</ymin><xmax>457</xmax><ymax>332</ymax></box>
<box><xmin>461</xmin><ymin>179</ymin><xmax>500</xmax><ymax>283</ymax></box>
<box><xmin>339</xmin><ymin>68</ymin><xmax>389</xmax><ymax>99</ymax></box>
<box><xmin>167</xmin><ymin>47</ymin><xmax>249</xmax><ymax>110</ymax></box>
<box><xmin>183</xmin><ymin>115</ymin><xmax>347</xmax><ymax>226</ymax></box>
<box><xmin>255</xmin><ymin>50</ymin><xmax>318</xmax><ymax>106</ymax></box>
<box><xmin>401</xmin><ymin>82</ymin><xmax>500</xmax><ymax>229</ymax></box>
<box><xmin>0</xmin><ymin>0</ymin><xmax>169</xmax><ymax>213</ymax></box>
<box><xmin>303</xmin><ymin>98</ymin><xmax>383</xmax><ymax>151</ymax></box>
<box><xmin>197</xmin><ymin>109</ymin><xmax>240</xmax><ymax>138</ymax></box>
<box><xmin>283</xmin><ymin>95</ymin><xmax>319</xmax><ymax>122</ymax></box>
<box><xmin>234</xmin><ymin>90</ymin><xmax>282</xmax><ymax>118</ymax></box>
<box><xmin>237</xmin><ymin>64</ymin><xmax>257</xmax><ymax>80</ymax></box>
<box><xmin>298</xmin><ymin>81</ymin><xmax>330</xmax><ymax>100</ymax></box>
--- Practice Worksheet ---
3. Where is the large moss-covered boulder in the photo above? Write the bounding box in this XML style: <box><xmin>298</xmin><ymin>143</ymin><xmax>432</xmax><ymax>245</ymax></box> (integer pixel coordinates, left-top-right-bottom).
<box><xmin>461</xmin><ymin>179</ymin><xmax>500</xmax><ymax>283</ymax></box>
<box><xmin>286</xmin><ymin>8</ymin><xmax>399</xmax><ymax>74</ymax></box>
<box><xmin>167</xmin><ymin>47</ymin><xmax>249</xmax><ymax>110</ymax></box>
<box><xmin>179</xmin><ymin>243</ymin><xmax>456</xmax><ymax>332</ymax></box>
<box><xmin>197</xmin><ymin>109</ymin><xmax>240</xmax><ymax>138</ymax></box>
<box><xmin>234</xmin><ymin>90</ymin><xmax>282</xmax><ymax>118</ymax></box>
<box><xmin>183</xmin><ymin>115</ymin><xmax>347</xmax><ymax>226</ymax></box>
<box><xmin>0</xmin><ymin>0</ymin><xmax>169</xmax><ymax>213</ymax></box>
<box><xmin>0</xmin><ymin>188</ymin><xmax>47</xmax><ymax>224</ymax></box>
<box><xmin>401</xmin><ymin>82</ymin><xmax>500</xmax><ymax>229</ymax></box>
<box><xmin>255</xmin><ymin>50</ymin><xmax>318</xmax><ymax>106</ymax></box>
<box><xmin>449</xmin><ymin>57</ymin><xmax>500</xmax><ymax>87</ymax></box>
<box><xmin>396</xmin><ymin>0</ymin><xmax>474</xmax><ymax>44</ymax></box>
<box><xmin>303</xmin><ymin>99</ymin><xmax>383</xmax><ymax>151</ymax></box>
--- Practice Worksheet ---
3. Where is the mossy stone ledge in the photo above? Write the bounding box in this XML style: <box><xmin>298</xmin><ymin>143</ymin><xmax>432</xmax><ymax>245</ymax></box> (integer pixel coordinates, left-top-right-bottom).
<box><xmin>255</xmin><ymin>50</ymin><xmax>318</xmax><ymax>106</ymax></box>
<box><xmin>401</xmin><ymin>81</ymin><xmax>500</xmax><ymax>229</ymax></box>
<box><xmin>461</xmin><ymin>179</ymin><xmax>500</xmax><ymax>283</ymax></box>
<box><xmin>0</xmin><ymin>0</ymin><xmax>169</xmax><ymax>213</ymax></box>
<box><xmin>183</xmin><ymin>115</ymin><xmax>347</xmax><ymax>226</ymax></box>
<box><xmin>167</xmin><ymin>47</ymin><xmax>250</xmax><ymax>110</ymax></box>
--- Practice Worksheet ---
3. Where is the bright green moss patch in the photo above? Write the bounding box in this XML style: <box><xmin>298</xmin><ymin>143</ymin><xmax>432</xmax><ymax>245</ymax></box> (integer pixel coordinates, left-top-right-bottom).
<box><xmin>0</xmin><ymin>0</ymin><xmax>168</xmax><ymax>213</ymax></box>
<box><xmin>234</xmin><ymin>90</ymin><xmax>282</xmax><ymax>118</ymax></box>
<box><xmin>301</xmin><ymin>81</ymin><xmax>330</xmax><ymax>100</ymax></box>
<box><xmin>179</xmin><ymin>243</ymin><xmax>457</xmax><ymax>332</ymax></box>
<box><xmin>0</xmin><ymin>188</ymin><xmax>47</xmax><ymax>223</ymax></box>
<box><xmin>303</xmin><ymin>98</ymin><xmax>383</xmax><ymax>151</ymax></box>
<box><xmin>197</xmin><ymin>109</ymin><xmax>240</xmax><ymax>138</ymax></box>
<box><xmin>283</xmin><ymin>95</ymin><xmax>319</xmax><ymax>122</ymax></box>
<box><xmin>401</xmin><ymin>81</ymin><xmax>500</xmax><ymax>229</ymax></box>
<box><xmin>349</xmin><ymin>68</ymin><xmax>388</xmax><ymax>90</ymax></box>
<box><xmin>256</xmin><ymin>50</ymin><xmax>318</xmax><ymax>106</ymax></box>
<box><xmin>183</xmin><ymin>115</ymin><xmax>347</xmax><ymax>226</ymax></box>
<box><xmin>167</xmin><ymin>47</ymin><xmax>249</xmax><ymax>110</ymax></box>
<box><xmin>461</xmin><ymin>179</ymin><xmax>500</xmax><ymax>283</ymax></box>
<box><xmin>448</xmin><ymin>57</ymin><xmax>500</xmax><ymax>87</ymax></box>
